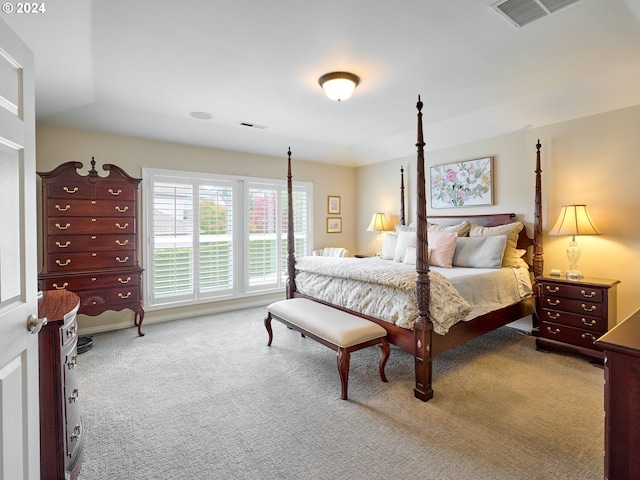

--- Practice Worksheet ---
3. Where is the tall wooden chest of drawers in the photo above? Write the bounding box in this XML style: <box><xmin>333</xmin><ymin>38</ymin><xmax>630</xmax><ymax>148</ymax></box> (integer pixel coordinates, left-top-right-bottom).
<box><xmin>536</xmin><ymin>276</ymin><xmax>619</xmax><ymax>361</ymax></box>
<box><xmin>38</xmin><ymin>289</ymin><xmax>82</xmax><ymax>480</ymax></box>
<box><xmin>38</xmin><ymin>159</ymin><xmax>145</xmax><ymax>335</ymax></box>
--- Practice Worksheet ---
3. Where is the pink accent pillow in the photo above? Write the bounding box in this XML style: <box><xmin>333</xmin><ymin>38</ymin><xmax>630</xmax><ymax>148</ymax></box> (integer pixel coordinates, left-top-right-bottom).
<box><xmin>427</xmin><ymin>231</ymin><xmax>458</xmax><ymax>268</ymax></box>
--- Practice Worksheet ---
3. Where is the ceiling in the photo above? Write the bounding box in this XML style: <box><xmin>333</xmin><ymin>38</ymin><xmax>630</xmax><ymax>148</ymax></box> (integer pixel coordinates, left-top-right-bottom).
<box><xmin>4</xmin><ymin>0</ymin><xmax>640</xmax><ymax>166</ymax></box>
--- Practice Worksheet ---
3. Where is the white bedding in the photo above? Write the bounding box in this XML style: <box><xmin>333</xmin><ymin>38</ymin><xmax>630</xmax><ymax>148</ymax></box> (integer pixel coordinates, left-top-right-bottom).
<box><xmin>294</xmin><ymin>256</ymin><xmax>533</xmax><ymax>335</ymax></box>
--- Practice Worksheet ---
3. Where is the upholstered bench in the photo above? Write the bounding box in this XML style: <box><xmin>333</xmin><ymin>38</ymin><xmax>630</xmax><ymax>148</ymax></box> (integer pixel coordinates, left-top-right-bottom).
<box><xmin>265</xmin><ymin>298</ymin><xmax>390</xmax><ymax>400</ymax></box>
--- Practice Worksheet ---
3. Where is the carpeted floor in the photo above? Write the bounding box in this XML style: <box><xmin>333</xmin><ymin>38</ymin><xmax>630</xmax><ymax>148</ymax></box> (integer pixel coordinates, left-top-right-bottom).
<box><xmin>76</xmin><ymin>307</ymin><xmax>604</xmax><ymax>480</ymax></box>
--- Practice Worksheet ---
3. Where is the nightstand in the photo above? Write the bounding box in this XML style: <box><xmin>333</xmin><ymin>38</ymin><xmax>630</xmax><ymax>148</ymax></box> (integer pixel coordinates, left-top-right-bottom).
<box><xmin>354</xmin><ymin>254</ymin><xmax>375</xmax><ymax>258</ymax></box>
<box><xmin>535</xmin><ymin>275</ymin><xmax>620</xmax><ymax>362</ymax></box>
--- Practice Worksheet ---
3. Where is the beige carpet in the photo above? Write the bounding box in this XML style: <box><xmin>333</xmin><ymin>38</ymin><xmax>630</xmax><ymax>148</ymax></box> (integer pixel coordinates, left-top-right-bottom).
<box><xmin>77</xmin><ymin>307</ymin><xmax>604</xmax><ymax>479</ymax></box>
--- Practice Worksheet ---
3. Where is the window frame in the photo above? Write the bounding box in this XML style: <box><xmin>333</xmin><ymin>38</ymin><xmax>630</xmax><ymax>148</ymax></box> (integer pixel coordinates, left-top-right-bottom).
<box><xmin>142</xmin><ymin>167</ymin><xmax>312</xmax><ymax>309</ymax></box>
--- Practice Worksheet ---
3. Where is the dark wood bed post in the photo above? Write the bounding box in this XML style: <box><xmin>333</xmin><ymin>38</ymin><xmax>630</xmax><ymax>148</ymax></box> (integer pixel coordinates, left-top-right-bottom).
<box><xmin>413</xmin><ymin>96</ymin><xmax>434</xmax><ymax>401</ymax></box>
<box><xmin>400</xmin><ymin>165</ymin><xmax>406</xmax><ymax>226</ymax></box>
<box><xmin>533</xmin><ymin>140</ymin><xmax>544</xmax><ymax>279</ymax></box>
<box><xmin>286</xmin><ymin>147</ymin><xmax>297</xmax><ymax>299</ymax></box>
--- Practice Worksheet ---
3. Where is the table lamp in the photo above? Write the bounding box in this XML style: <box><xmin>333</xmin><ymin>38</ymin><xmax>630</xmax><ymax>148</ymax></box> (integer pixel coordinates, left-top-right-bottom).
<box><xmin>367</xmin><ymin>213</ymin><xmax>390</xmax><ymax>256</ymax></box>
<box><xmin>549</xmin><ymin>204</ymin><xmax>600</xmax><ymax>280</ymax></box>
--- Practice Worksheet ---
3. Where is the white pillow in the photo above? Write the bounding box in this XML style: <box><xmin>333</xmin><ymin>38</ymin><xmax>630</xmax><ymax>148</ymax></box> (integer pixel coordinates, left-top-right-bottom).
<box><xmin>393</xmin><ymin>230</ymin><xmax>416</xmax><ymax>262</ymax></box>
<box><xmin>452</xmin><ymin>235</ymin><xmax>507</xmax><ymax>269</ymax></box>
<box><xmin>381</xmin><ymin>233</ymin><xmax>397</xmax><ymax>260</ymax></box>
<box><xmin>403</xmin><ymin>246</ymin><xmax>417</xmax><ymax>265</ymax></box>
<box><xmin>469</xmin><ymin>222</ymin><xmax>523</xmax><ymax>267</ymax></box>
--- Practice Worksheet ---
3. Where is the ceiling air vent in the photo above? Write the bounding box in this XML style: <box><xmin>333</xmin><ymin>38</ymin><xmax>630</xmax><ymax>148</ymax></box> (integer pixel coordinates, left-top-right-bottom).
<box><xmin>492</xmin><ymin>0</ymin><xmax>584</xmax><ymax>28</ymax></box>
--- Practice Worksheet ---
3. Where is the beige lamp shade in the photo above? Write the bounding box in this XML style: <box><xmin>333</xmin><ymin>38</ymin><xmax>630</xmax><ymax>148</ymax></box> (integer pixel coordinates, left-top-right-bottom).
<box><xmin>549</xmin><ymin>205</ymin><xmax>600</xmax><ymax>237</ymax></box>
<box><xmin>367</xmin><ymin>213</ymin><xmax>390</xmax><ymax>232</ymax></box>
<box><xmin>549</xmin><ymin>205</ymin><xmax>600</xmax><ymax>280</ymax></box>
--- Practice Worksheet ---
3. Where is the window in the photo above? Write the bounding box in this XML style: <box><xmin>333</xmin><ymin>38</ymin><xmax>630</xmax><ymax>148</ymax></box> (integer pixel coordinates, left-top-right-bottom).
<box><xmin>143</xmin><ymin>168</ymin><xmax>312</xmax><ymax>308</ymax></box>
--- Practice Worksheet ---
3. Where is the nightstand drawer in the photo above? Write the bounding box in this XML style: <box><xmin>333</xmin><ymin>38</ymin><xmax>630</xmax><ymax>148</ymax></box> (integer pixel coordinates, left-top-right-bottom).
<box><xmin>540</xmin><ymin>282</ymin><xmax>603</xmax><ymax>302</ymax></box>
<box><xmin>540</xmin><ymin>321</ymin><xmax>601</xmax><ymax>350</ymax></box>
<box><xmin>539</xmin><ymin>309</ymin><xmax>603</xmax><ymax>333</ymax></box>
<box><xmin>541</xmin><ymin>296</ymin><xmax>602</xmax><ymax>317</ymax></box>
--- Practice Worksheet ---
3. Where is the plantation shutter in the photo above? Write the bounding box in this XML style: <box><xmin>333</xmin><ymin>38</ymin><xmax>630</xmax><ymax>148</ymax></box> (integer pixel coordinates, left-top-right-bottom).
<box><xmin>247</xmin><ymin>184</ymin><xmax>279</xmax><ymax>289</ymax></box>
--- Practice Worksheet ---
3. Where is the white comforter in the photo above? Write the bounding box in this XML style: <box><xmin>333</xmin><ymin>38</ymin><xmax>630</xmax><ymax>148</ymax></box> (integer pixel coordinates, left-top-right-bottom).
<box><xmin>294</xmin><ymin>256</ymin><xmax>533</xmax><ymax>335</ymax></box>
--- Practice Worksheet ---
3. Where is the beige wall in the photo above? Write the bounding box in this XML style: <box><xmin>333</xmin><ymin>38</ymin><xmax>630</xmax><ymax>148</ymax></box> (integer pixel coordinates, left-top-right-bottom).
<box><xmin>35</xmin><ymin>125</ymin><xmax>357</xmax><ymax>333</ymax></box>
<box><xmin>357</xmin><ymin>104</ymin><xmax>640</xmax><ymax>325</ymax></box>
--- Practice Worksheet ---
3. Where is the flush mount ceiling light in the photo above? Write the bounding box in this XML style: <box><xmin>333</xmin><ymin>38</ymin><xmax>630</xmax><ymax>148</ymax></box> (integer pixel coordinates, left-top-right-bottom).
<box><xmin>318</xmin><ymin>71</ymin><xmax>360</xmax><ymax>102</ymax></box>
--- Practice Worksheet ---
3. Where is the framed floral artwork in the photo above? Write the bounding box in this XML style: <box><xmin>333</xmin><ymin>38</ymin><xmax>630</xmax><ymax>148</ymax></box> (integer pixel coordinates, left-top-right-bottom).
<box><xmin>430</xmin><ymin>157</ymin><xmax>493</xmax><ymax>208</ymax></box>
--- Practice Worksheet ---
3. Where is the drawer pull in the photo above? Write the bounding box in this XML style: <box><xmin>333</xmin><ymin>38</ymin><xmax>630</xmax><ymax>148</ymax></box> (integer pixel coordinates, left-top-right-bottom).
<box><xmin>116</xmin><ymin>256</ymin><xmax>129</xmax><ymax>263</ymax></box>
<box><xmin>70</xmin><ymin>424</ymin><xmax>82</xmax><ymax>442</ymax></box>
<box><xmin>55</xmin><ymin>204</ymin><xmax>70</xmax><ymax>211</ymax></box>
<box><xmin>118</xmin><ymin>292</ymin><xmax>132</xmax><ymax>299</ymax></box>
<box><xmin>546</xmin><ymin>298</ymin><xmax>560</xmax><ymax>306</ymax></box>
<box><xmin>115</xmin><ymin>206</ymin><xmax>129</xmax><ymax>212</ymax></box>
<box><xmin>55</xmin><ymin>222</ymin><xmax>71</xmax><ymax>230</ymax></box>
<box><xmin>116</xmin><ymin>239</ymin><xmax>129</xmax><ymax>246</ymax></box>
<box><xmin>118</xmin><ymin>276</ymin><xmax>132</xmax><ymax>284</ymax></box>
<box><xmin>546</xmin><ymin>312</ymin><xmax>560</xmax><ymax>320</ymax></box>
<box><xmin>115</xmin><ymin>222</ymin><xmax>129</xmax><ymax>229</ymax></box>
<box><xmin>52</xmin><ymin>282</ymin><xmax>68</xmax><ymax>290</ymax></box>
<box><xmin>66</xmin><ymin>356</ymin><xmax>77</xmax><ymax>369</ymax></box>
<box><xmin>55</xmin><ymin>240</ymin><xmax>71</xmax><ymax>248</ymax></box>
<box><xmin>581</xmin><ymin>304</ymin><xmax>597</xmax><ymax>313</ymax></box>
<box><xmin>109</xmin><ymin>188</ymin><xmax>122</xmax><ymax>196</ymax></box>
<box><xmin>581</xmin><ymin>318</ymin><xmax>597</xmax><ymax>327</ymax></box>
<box><xmin>581</xmin><ymin>332</ymin><xmax>598</xmax><ymax>341</ymax></box>
<box><xmin>66</xmin><ymin>324</ymin><xmax>77</xmax><ymax>339</ymax></box>
<box><xmin>56</xmin><ymin>259</ymin><xmax>72</xmax><ymax>267</ymax></box>
<box><xmin>68</xmin><ymin>388</ymin><xmax>79</xmax><ymax>404</ymax></box>
<box><xmin>63</xmin><ymin>186</ymin><xmax>78</xmax><ymax>194</ymax></box>
<box><xmin>545</xmin><ymin>285</ymin><xmax>560</xmax><ymax>293</ymax></box>
<box><xmin>547</xmin><ymin>327</ymin><xmax>560</xmax><ymax>335</ymax></box>
<box><xmin>580</xmin><ymin>290</ymin><xmax>596</xmax><ymax>298</ymax></box>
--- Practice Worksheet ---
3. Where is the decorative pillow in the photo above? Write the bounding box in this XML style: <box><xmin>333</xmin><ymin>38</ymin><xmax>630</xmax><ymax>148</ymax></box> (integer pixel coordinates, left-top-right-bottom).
<box><xmin>427</xmin><ymin>231</ymin><xmax>458</xmax><ymax>268</ymax></box>
<box><xmin>427</xmin><ymin>220</ymin><xmax>471</xmax><ymax>237</ymax></box>
<box><xmin>395</xmin><ymin>224</ymin><xmax>415</xmax><ymax>233</ymax></box>
<box><xmin>393</xmin><ymin>230</ymin><xmax>416</xmax><ymax>262</ymax></box>
<box><xmin>403</xmin><ymin>246</ymin><xmax>417</xmax><ymax>265</ymax></box>
<box><xmin>381</xmin><ymin>233</ymin><xmax>397</xmax><ymax>260</ymax></box>
<box><xmin>452</xmin><ymin>235</ymin><xmax>507</xmax><ymax>269</ymax></box>
<box><xmin>469</xmin><ymin>222</ymin><xmax>523</xmax><ymax>267</ymax></box>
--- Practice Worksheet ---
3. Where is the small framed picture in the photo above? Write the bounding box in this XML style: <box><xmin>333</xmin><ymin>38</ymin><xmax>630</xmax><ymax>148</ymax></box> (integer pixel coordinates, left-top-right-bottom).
<box><xmin>327</xmin><ymin>217</ymin><xmax>342</xmax><ymax>233</ymax></box>
<box><xmin>328</xmin><ymin>195</ymin><xmax>341</xmax><ymax>214</ymax></box>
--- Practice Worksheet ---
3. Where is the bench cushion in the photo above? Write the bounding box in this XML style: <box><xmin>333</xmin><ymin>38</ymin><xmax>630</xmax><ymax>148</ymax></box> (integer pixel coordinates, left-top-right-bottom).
<box><xmin>267</xmin><ymin>298</ymin><xmax>387</xmax><ymax>348</ymax></box>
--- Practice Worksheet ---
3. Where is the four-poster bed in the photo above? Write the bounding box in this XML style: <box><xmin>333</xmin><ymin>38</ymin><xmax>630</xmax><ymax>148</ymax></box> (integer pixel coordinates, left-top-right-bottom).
<box><xmin>285</xmin><ymin>97</ymin><xmax>544</xmax><ymax>401</ymax></box>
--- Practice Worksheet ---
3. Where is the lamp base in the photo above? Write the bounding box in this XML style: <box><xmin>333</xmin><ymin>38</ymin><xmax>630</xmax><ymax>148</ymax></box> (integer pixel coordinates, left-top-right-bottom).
<box><xmin>566</xmin><ymin>269</ymin><xmax>583</xmax><ymax>280</ymax></box>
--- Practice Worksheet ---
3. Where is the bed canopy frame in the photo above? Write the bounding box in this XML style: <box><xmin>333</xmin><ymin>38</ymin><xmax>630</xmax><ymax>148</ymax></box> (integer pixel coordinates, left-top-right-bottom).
<box><xmin>286</xmin><ymin>97</ymin><xmax>544</xmax><ymax>401</ymax></box>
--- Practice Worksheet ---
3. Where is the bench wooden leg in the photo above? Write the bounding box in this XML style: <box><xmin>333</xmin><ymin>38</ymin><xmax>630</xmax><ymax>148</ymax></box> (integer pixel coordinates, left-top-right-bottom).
<box><xmin>264</xmin><ymin>313</ymin><xmax>273</xmax><ymax>346</ymax></box>
<box><xmin>379</xmin><ymin>338</ymin><xmax>390</xmax><ymax>383</ymax></box>
<box><xmin>337</xmin><ymin>347</ymin><xmax>351</xmax><ymax>400</ymax></box>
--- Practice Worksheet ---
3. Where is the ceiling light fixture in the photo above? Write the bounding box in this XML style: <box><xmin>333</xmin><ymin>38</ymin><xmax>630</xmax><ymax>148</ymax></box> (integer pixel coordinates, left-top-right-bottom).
<box><xmin>318</xmin><ymin>71</ymin><xmax>360</xmax><ymax>102</ymax></box>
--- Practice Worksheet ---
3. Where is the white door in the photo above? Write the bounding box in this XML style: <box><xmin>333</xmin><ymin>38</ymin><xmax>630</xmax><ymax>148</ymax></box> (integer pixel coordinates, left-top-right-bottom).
<box><xmin>0</xmin><ymin>18</ymin><xmax>39</xmax><ymax>480</ymax></box>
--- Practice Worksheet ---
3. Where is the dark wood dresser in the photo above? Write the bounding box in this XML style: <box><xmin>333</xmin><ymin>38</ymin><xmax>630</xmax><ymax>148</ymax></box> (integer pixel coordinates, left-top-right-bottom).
<box><xmin>536</xmin><ymin>276</ymin><xmax>619</xmax><ymax>361</ymax></box>
<box><xmin>38</xmin><ymin>289</ymin><xmax>82</xmax><ymax>480</ymax></box>
<box><xmin>595</xmin><ymin>309</ymin><xmax>640</xmax><ymax>480</ymax></box>
<box><xmin>38</xmin><ymin>159</ymin><xmax>145</xmax><ymax>335</ymax></box>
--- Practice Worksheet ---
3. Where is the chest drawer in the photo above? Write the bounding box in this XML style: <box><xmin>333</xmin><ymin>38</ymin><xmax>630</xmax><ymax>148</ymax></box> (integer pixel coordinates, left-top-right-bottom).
<box><xmin>47</xmin><ymin>181</ymin><xmax>93</xmax><ymax>199</ymax></box>
<box><xmin>48</xmin><ymin>234</ymin><xmax>136</xmax><ymax>253</ymax></box>
<box><xmin>47</xmin><ymin>199</ymin><xmax>135</xmax><ymax>217</ymax></box>
<box><xmin>540</xmin><ymin>282</ymin><xmax>603</xmax><ymax>302</ymax></box>
<box><xmin>47</xmin><ymin>217</ymin><xmax>135</xmax><ymax>235</ymax></box>
<box><xmin>47</xmin><ymin>250</ymin><xmax>137</xmax><ymax>271</ymax></box>
<box><xmin>541</xmin><ymin>295</ymin><xmax>603</xmax><ymax>317</ymax></box>
<box><xmin>539</xmin><ymin>309</ymin><xmax>603</xmax><ymax>333</ymax></box>
<box><xmin>540</xmin><ymin>321</ymin><xmax>601</xmax><ymax>349</ymax></box>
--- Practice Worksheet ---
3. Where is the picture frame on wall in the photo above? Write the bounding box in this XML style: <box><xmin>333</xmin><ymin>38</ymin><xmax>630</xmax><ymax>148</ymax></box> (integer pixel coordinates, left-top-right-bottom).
<box><xmin>430</xmin><ymin>157</ymin><xmax>493</xmax><ymax>208</ymax></box>
<box><xmin>328</xmin><ymin>195</ymin><xmax>341</xmax><ymax>214</ymax></box>
<box><xmin>327</xmin><ymin>217</ymin><xmax>342</xmax><ymax>233</ymax></box>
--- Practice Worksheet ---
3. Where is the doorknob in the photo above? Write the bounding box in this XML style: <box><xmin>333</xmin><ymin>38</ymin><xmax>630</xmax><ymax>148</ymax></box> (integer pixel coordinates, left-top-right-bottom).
<box><xmin>27</xmin><ymin>314</ymin><xmax>48</xmax><ymax>334</ymax></box>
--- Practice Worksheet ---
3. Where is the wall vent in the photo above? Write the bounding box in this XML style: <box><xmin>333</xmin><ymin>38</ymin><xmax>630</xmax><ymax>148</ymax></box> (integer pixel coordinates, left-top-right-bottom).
<box><xmin>492</xmin><ymin>0</ymin><xmax>584</xmax><ymax>28</ymax></box>
<box><xmin>239</xmin><ymin>122</ymin><xmax>268</xmax><ymax>129</ymax></box>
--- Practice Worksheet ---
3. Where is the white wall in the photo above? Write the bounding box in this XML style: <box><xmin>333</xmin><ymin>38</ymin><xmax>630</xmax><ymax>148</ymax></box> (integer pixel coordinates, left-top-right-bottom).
<box><xmin>357</xmin><ymin>104</ymin><xmax>640</xmax><ymax>325</ymax></box>
<box><xmin>35</xmin><ymin>125</ymin><xmax>357</xmax><ymax>332</ymax></box>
